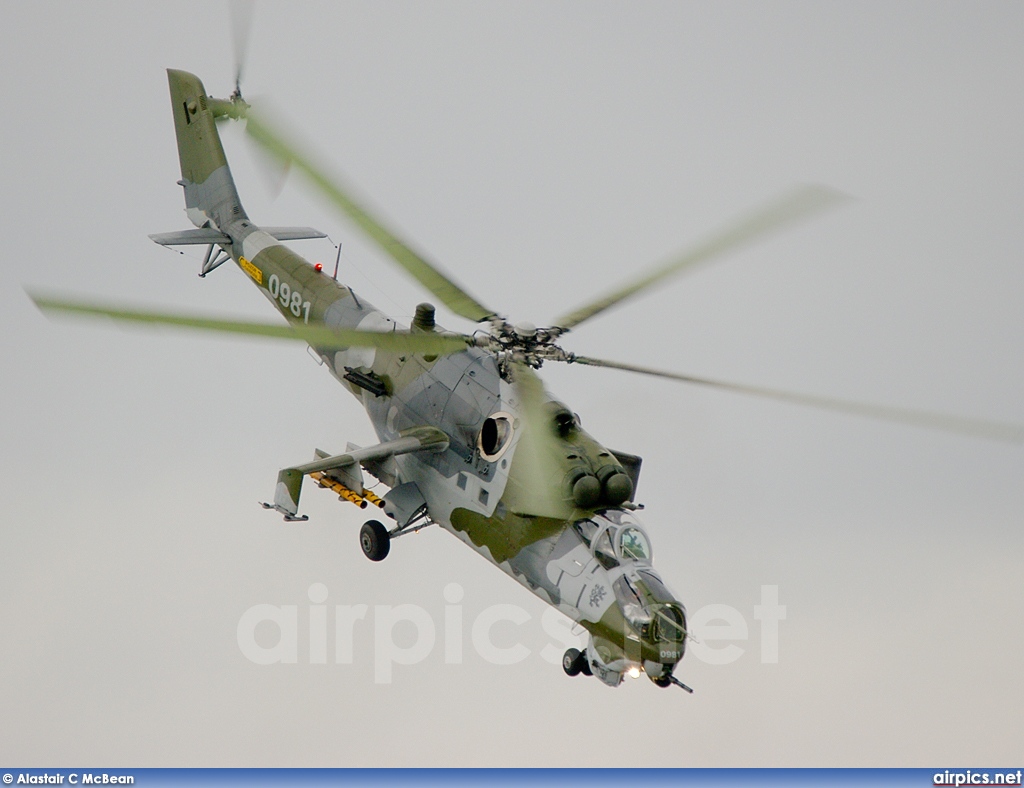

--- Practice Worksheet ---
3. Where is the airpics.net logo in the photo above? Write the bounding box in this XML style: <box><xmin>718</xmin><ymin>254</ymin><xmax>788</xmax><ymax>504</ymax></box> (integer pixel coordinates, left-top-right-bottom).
<box><xmin>933</xmin><ymin>771</ymin><xmax>1023</xmax><ymax>786</ymax></box>
<box><xmin>235</xmin><ymin>583</ymin><xmax>787</xmax><ymax>683</ymax></box>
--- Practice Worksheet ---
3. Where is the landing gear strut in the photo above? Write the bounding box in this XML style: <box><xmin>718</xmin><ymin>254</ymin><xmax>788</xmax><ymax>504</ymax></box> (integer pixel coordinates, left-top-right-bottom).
<box><xmin>359</xmin><ymin>520</ymin><xmax>390</xmax><ymax>562</ymax></box>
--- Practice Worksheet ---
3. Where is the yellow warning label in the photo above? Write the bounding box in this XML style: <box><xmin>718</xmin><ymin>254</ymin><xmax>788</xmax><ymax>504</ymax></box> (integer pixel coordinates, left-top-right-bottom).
<box><xmin>239</xmin><ymin>256</ymin><xmax>263</xmax><ymax>285</ymax></box>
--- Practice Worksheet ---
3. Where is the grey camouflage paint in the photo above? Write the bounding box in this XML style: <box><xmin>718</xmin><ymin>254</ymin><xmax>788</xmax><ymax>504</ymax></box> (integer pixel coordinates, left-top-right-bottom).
<box><xmin>166</xmin><ymin>69</ymin><xmax>688</xmax><ymax>688</ymax></box>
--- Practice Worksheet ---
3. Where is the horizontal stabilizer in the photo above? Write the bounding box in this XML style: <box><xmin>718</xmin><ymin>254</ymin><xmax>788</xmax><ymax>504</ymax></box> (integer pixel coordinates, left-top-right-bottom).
<box><xmin>149</xmin><ymin>226</ymin><xmax>326</xmax><ymax>246</ymax></box>
<box><xmin>150</xmin><ymin>229</ymin><xmax>230</xmax><ymax>246</ymax></box>
<box><xmin>262</xmin><ymin>226</ymin><xmax>328</xmax><ymax>241</ymax></box>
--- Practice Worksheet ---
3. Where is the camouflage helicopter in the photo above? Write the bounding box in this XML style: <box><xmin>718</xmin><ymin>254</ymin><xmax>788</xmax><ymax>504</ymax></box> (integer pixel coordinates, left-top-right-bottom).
<box><xmin>30</xmin><ymin>67</ymin><xmax>1023</xmax><ymax>692</ymax></box>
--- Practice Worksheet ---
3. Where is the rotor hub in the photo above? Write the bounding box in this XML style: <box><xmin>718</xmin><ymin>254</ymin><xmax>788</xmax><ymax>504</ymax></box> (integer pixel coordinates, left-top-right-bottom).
<box><xmin>482</xmin><ymin>318</ymin><xmax>573</xmax><ymax>375</ymax></box>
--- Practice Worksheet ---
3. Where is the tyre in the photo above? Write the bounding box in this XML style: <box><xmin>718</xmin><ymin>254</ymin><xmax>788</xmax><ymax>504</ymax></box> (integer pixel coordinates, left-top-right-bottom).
<box><xmin>562</xmin><ymin>648</ymin><xmax>582</xmax><ymax>676</ymax></box>
<box><xmin>360</xmin><ymin>520</ymin><xmax>390</xmax><ymax>562</ymax></box>
<box><xmin>579</xmin><ymin>651</ymin><xmax>592</xmax><ymax>676</ymax></box>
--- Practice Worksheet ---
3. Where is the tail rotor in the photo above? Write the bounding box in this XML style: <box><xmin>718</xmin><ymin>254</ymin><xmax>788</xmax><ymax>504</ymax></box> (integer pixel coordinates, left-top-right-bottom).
<box><xmin>230</xmin><ymin>0</ymin><xmax>255</xmax><ymax>101</ymax></box>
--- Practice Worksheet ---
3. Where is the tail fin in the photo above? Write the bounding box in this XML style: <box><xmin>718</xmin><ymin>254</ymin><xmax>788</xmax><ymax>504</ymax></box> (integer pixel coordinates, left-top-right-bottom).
<box><xmin>166</xmin><ymin>69</ymin><xmax>247</xmax><ymax>230</ymax></box>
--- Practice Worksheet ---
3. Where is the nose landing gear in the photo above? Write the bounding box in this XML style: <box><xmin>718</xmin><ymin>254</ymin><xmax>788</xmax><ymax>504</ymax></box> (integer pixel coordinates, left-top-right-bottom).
<box><xmin>561</xmin><ymin>648</ymin><xmax>592</xmax><ymax>677</ymax></box>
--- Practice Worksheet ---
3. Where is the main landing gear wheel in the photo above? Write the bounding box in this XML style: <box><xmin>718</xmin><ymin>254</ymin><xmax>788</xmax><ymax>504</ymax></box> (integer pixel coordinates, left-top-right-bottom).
<box><xmin>359</xmin><ymin>520</ymin><xmax>390</xmax><ymax>562</ymax></box>
<box><xmin>562</xmin><ymin>648</ymin><xmax>591</xmax><ymax>677</ymax></box>
<box><xmin>562</xmin><ymin>648</ymin><xmax>582</xmax><ymax>676</ymax></box>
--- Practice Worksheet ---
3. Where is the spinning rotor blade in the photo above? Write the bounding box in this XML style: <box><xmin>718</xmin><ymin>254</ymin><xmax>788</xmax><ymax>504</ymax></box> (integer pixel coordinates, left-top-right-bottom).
<box><xmin>244</xmin><ymin>109</ymin><xmax>497</xmax><ymax>323</ymax></box>
<box><xmin>502</xmin><ymin>361</ymin><xmax>575</xmax><ymax>520</ymax></box>
<box><xmin>29</xmin><ymin>293</ymin><xmax>473</xmax><ymax>355</ymax></box>
<box><xmin>569</xmin><ymin>355</ymin><xmax>1024</xmax><ymax>443</ymax></box>
<box><xmin>230</xmin><ymin>0</ymin><xmax>255</xmax><ymax>95</ymax></box>
<box><xmin>554</xmin><ymin>185</ymin><xmax>848</xmax><ymax>331</ymax></box>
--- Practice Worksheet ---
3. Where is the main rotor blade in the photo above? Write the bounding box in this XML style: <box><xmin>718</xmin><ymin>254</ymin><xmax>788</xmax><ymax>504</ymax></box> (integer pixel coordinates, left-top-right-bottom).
<box><xmin>554</xmin><ymin>185</ymin><xmax>848</xmax><ymax>331</ymax></box>
<box><xmin>244</xmin><ymin>108</ymin><xmax>497</xmax><ymax>323</ymax></box>
<box><xmin>569</xmin><ymin>355</ymin><xmax>1024</xmax><ymax>443</ymax></box>
<box><xmin>29</xmin><ymin>292</ymin><xmax>473</xmax><ymax>355</ymax></box>
<box><xmin>502</xmin><ymin>361</ymin><xmax>574</xmax><ymax>519</ymax></box>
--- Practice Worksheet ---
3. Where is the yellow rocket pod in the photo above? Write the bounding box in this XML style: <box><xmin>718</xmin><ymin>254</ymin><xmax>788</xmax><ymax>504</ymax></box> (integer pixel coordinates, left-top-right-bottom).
<box><xmin>362</xmin><ymin>490</ymin><xmax>386</xmax><ymax>509</ymax></box>
<box><xmin>311</xmin><ymin>472</ymin><xmax>368</xmax><ymax>509</ymax></box>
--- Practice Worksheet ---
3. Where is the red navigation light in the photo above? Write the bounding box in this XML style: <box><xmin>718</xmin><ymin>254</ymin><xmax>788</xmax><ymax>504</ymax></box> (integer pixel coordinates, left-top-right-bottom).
<box><xmin>314</xmin><ymin>262</ymin><xmax>324</xmax><ymax>273</ymax></box>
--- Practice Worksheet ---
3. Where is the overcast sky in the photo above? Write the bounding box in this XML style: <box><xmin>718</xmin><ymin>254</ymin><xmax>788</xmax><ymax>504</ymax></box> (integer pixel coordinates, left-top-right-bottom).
<box><xmin>2</xmin><ymin>0</ymin><xmax>1023</xmax><ymax>767</ymax></box>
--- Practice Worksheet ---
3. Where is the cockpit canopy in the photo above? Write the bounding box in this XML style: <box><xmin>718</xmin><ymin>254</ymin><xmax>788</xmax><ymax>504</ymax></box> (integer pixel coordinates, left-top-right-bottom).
<box><xmin>572</xmin><ymin>510</ymin><xmax>685</xmax><ymax>644</ymax></box>
<box><xmin>572</xmin><ymin>509</ymin><xmax>652</xmax><ymax>569</ymax></box>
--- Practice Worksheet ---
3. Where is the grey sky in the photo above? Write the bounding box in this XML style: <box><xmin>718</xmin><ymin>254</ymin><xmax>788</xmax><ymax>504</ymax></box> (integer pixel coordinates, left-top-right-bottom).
<box><xmin>1</xmin><ymin>1</ymin><xmax>1022</xmax><ymax>766</ymax></box>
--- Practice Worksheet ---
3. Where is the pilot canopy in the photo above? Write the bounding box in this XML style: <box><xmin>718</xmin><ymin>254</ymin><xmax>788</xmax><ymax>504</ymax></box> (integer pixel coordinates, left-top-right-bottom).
<box><xmin>572</xmin><ymin>509</ymin><xmax>653</xmax><ymax>569</ymax></box>
<box><xmin>571</xmin><ymin>510</ymin><xmax>685</xmax><ymax>644</ymax></box>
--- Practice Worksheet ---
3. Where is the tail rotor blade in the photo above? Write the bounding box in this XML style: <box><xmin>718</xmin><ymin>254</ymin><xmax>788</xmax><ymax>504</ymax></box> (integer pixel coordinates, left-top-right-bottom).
<box><xmin>569</xmin><ymin>354</ymin><xmax>1024</xmax><ymax>443</ymax></box>
<box><xmin>243</xmin><ymin>105</ymin><xmax>292</xmax><ymax>199</ymax></box>
<box><xmin>230</xmin><ymin>0</ymin><xmax>255</xmax><ymax>96</ymax></box>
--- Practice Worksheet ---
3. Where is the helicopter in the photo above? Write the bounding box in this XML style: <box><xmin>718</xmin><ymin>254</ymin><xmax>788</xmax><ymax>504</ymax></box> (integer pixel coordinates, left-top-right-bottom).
<box><xmin>29</xmin><ymin>62</ymin><xmax>1024</xmax><ymax>693</ymax></box>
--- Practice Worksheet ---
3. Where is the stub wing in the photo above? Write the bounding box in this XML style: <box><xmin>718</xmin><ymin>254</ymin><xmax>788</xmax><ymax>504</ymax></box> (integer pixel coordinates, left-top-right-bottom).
<box><xmin>265</xmin><ymin>427</ymin><xmax>449</xmax><ymax>519</ymax></box>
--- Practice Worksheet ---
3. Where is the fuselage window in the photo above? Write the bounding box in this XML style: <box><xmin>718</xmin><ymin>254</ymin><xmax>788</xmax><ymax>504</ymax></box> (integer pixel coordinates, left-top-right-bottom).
<box><xmin>619</xmin><ymin>527</ymin><xmax>651</xmax><ymax>562</ymax></box>
<box><xmin>638</xmin><ymin>569</ymin><xmax>675</xmax><ymax>603</ymax></box>
<box><xmin>655</xmin><ymin>605</ymin><xmax>686</xmax><ymax>643</ymax></box>
<box><xmin>594</xmin><ymin>529</ymin><xmax>619</xmax><ymax>570</ymax></box>
<box><xmin>614</xmin><ymin>575</ymin><xmax>652</xmax><ymax>635</ymax></box>
<box><xmin>572</xmin><ymin>518</ymin><xmax>598</xmax><ymax>547</ymax></box>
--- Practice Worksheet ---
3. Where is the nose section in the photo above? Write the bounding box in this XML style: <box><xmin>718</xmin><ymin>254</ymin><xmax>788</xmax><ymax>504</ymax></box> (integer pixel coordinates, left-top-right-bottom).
<box><xmin>641</xmin><ymin>602</ymin><xmax>687</xmax><ymax>681</ymax></box>
<box><xmin>612</xmin><ymin>570</ymin><xmax>687</xmax><ymax>660</ymax></box>
<box><xmin>655</xmin><ymin>602</ymin><xmax>687</xmax><ymax>645</ymax></box>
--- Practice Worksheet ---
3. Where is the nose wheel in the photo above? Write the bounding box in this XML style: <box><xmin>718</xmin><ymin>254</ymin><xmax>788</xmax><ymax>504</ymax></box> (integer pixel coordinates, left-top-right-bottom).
<box><xmin>561</xmin><ymin>648</ymin><xmax>592</xmax><ymax>677</ymax></box>
<box><xmin>359</xmin><ymin>520</ymin><xmax>390</xmax><ymax>562</ymax></box>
